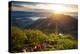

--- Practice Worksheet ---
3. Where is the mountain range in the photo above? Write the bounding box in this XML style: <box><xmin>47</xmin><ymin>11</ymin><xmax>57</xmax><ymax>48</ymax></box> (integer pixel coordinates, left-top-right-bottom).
<box><xmin>11</xmin><ymin>11</ymin><xmax>78</xmax><ymax>39</ymax></box>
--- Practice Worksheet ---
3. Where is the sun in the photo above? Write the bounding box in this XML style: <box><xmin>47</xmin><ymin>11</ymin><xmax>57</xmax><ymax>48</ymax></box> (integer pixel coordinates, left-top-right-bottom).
<box><xmin>35</xmin><ymin>4</ymin><xmax>66</xmax><ymax>13</ymax></box>
<box><xmin>49</xmin><ymin>5</ymin><xmax>65</xmax><ymax>13</ymax></box>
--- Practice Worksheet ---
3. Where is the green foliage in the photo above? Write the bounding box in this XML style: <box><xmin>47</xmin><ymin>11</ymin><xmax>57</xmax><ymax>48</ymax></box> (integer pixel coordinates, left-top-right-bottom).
<box><xmin>11</xmin><ymin>26</ymin><xmax>78</xmax><ymax>52</ymax></box>
<box><xmin>56</xmin><ymin>39</ymin><xmax>77</xmax><ymax>50</ymax></box>
<box><xmin>46</xmin><ymin>33</ymin><xmax>77</xmax><ymax>50</ymax></box>
<box><xmin>24</xmin><ymin>29</ymin><xmax>48</xmax><ymax>46</ymax></box>
<box><xmin>11</xmin><ymin>26</ymin><xmax>26</xmax><ymax>52</ymax></box>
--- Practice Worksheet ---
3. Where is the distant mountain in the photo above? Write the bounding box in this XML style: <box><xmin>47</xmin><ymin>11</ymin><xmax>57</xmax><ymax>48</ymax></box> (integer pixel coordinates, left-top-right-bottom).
<box><xmin>11</xmin><ymin>11</ymin><xmax>52</xmax><ymax>28</ymax></box>
<box><xmin>25</xmin><ymin>13</ymin><xmax>78</xmax><ymax>39</ymax></box>
<box><xmin>11</xmin><ymin>11</ymin><xmax>78</xmax><ymax>39</ymax></box>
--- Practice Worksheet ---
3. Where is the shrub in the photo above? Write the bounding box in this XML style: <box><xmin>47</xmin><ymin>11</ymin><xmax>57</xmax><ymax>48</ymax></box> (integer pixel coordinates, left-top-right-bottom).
<box><xmin>24</xmin><ymin>29</ymin><xmax>48</xmax><ymax>47</ymax></box>
<box><xmin>10</xmin><ymin>27</ymin><xmax>78</xmax><ymax>52</ymax></box>
<box><xmin>11</xmin><ymin>26</ymin><xmax>26</xmax><ymax>52</ymax></box>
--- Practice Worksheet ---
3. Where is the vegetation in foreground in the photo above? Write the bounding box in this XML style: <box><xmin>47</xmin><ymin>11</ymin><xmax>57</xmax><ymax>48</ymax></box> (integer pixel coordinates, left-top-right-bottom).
<box><xmin>10</xmin><ymin>26</ymin><xmax>78</xmax><ymax>53</ymax></box>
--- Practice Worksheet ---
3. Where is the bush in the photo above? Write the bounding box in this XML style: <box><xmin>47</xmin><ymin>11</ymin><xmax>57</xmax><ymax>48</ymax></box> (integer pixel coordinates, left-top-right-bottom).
<box><xmin>24</xmin><ymin>29</ymin><xmax>48</xmax><ymax>46</ymax></box>
<box><xmin>56</xmin><ymin>39</ymin><xmax>77</xmax><ymax>49</ymax></box>
<box><xmin>10</xmin><ymin>26</ymin><xmax>78</xmax><ymax>52</ymax></box>
<box><xmin>45</xmin><ymin>33</ymin><xmax>77</xmax><ymax>50</ymax></box>
<box><xmin>11</xmin><ymin>26</ymin><xmax>26</xmax><ymax>52</ymax></box>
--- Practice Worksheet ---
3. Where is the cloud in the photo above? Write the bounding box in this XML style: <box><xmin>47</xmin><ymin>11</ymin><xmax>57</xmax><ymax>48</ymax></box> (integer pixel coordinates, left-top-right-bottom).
<box><xmin>11</xmin><ymin>1</ymin><xmax>78</xmax><ymax>13</ymax></box>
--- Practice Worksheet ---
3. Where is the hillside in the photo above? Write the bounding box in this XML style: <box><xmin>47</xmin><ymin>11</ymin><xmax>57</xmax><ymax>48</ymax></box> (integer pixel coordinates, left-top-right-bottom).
<box><xmin>25</xmin><ymin>13</ymin><xmax>78</xmax><ymax>39</ymax></box>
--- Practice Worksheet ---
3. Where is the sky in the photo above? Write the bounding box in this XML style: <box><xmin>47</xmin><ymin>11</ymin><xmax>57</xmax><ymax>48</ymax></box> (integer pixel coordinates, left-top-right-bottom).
<box><xmin>11</xmin><ymin>0</ymin><xmax>78</xmax><ymax>5</ymax></box>
<box><xmin>11</xmin><ymin>1</ymin><xmax>78</xmax><ymax>17</ymax></box>
<box><xmin>11</xmin><ymin>1</ymin><xmax>78</xmax><ymax>12</ymax></box>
